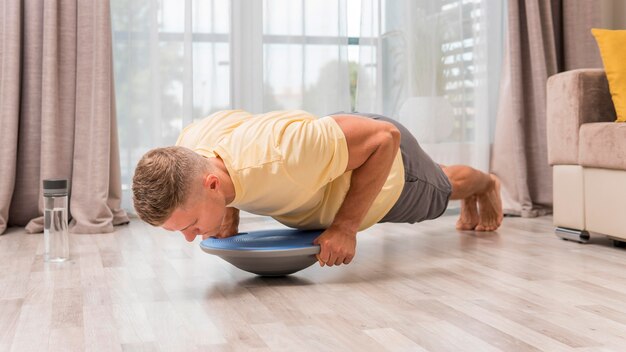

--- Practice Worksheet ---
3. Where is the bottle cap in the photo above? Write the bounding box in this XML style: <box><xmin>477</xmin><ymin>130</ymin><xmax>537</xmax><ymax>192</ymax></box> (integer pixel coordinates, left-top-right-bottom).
<box><xmin>43</xmin><ymin>179</ymin><xmax>68</xmax><ymax>196</ymax></box>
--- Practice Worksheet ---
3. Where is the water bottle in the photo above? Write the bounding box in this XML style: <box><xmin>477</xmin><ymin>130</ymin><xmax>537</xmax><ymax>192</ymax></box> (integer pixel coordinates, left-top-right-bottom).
<box><xmin>43</xmin><ymin>179</ymin><xmax>69</xmax><ymax>262</ymax></box>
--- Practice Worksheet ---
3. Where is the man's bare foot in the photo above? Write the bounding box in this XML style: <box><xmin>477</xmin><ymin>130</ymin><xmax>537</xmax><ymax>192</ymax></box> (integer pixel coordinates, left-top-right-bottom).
<box><xmin>475</xmin><ymin>174</ymin><xmax>503</xmax><ymax>231</ymax></box>
<box><xmin>456</xmin><ymin>195</ymin><xmax>479</xmax><ymax>230</ymax></box>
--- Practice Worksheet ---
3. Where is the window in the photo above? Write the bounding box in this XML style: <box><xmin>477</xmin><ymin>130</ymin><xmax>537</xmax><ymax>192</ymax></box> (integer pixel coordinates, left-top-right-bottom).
<box><xmin>111</xmin><ymin>0</ymin><xmax>359</xmax><ymax>211</ymax></box>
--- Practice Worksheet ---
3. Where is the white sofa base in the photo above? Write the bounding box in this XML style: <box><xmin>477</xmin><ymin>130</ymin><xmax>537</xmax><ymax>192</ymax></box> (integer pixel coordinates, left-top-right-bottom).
<box><xmin>584</xmin><ymin>168</ymin><xmax>626</xmax><ymax>240</ymax></box>
<box><xmin>553</xmin><ymin>165</ymin><xmax>626</xmax><ymax>243</ymax></box>
<box><xmin>553</xmin><ymin>165</ymin><xmax>585</xmax><ymax>230</ymax></box>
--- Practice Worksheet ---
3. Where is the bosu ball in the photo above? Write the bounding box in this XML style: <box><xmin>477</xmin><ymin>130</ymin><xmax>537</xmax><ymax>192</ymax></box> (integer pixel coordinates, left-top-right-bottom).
<box><xmin>200</xmin><ymin>229</ymin><xmax>323</xmax><ymax>276</ymax></box>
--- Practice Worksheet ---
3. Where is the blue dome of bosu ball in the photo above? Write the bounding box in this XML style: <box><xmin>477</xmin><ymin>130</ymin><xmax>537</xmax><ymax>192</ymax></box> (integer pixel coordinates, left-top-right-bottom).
<box><xmin>200</xmin><ymin>229</ymin><xmax>323</xmax><ymax>276</ymax></box>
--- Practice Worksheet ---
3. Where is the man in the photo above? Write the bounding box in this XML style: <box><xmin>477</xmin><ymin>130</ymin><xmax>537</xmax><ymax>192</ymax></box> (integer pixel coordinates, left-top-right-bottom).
<box><xmin>132</xmin><ymin>110</ymin><xmax>502</xmax><ymax>267</ymax></box>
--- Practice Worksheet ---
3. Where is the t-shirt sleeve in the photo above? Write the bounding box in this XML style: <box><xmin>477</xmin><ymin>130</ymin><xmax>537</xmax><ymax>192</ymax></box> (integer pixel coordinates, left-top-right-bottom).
<box><xmin>281</xmin><ymin>115</ymin><xmax>349</xmax><ymax>188</ymax></box>
<box><xmin>175</xmin><ymin>122</ymin><xmax>197</xmax><ymax>147</ymax></box>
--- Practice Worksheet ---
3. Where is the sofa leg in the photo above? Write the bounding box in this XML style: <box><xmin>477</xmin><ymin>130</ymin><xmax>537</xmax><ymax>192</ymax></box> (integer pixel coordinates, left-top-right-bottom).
<box><xmin>555</xmin><ymin>227</ymin><xmax>590</xmax><ymax>243</ymax></box>
<box><xmin>612</xmin><ymin>239</ymin><xmax>626</xmax><ymax>248</ymax></box>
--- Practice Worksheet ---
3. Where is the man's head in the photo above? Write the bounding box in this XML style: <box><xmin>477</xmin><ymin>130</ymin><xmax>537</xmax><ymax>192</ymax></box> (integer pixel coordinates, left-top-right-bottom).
<box><xmin>132</xmin><ymin>146</ymin><xmax>227</xmax><ymax>241</ymax></box>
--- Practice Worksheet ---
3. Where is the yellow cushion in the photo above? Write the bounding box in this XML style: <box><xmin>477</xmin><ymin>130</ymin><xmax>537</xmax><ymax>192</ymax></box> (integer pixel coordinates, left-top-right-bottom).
<box><xmin>592</xmin><ymin>28</ymin><xmax>626</xmax><ymax>122</ymax></box>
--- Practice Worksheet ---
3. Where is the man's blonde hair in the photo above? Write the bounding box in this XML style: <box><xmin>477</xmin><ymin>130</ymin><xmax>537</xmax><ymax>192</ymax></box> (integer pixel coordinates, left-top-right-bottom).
<box><xmin>132</xmin><ymin>146</ymin><xmax>209</xmax><ymax>226</ymax></box>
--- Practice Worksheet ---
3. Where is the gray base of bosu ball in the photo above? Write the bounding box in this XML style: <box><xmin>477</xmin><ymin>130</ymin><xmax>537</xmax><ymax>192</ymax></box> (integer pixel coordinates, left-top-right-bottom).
<box><xmin>199</xmin><ymin>229</ymin><xmax>323</xmax><ymax>276</ymax></box>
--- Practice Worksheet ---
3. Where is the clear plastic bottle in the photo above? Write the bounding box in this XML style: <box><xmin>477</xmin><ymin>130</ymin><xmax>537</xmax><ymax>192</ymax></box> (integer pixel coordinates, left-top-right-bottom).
<box><xmin>43</xmin><ymin>179</ymin><xmax>69</xmax><ymax>262</ymax></box>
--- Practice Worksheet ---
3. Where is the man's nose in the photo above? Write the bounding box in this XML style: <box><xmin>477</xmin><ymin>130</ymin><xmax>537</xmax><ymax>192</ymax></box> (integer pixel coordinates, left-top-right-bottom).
<box><xmin>182</xmin><ymin>229</ymin><xmax>197</xmax><ymax>242</ymax></box>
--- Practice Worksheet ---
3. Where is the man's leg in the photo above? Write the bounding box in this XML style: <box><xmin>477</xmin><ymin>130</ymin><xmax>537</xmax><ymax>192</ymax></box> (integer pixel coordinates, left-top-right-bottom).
<box><xmin>440</xmin><ymin>165</ymin><xmax>503</xmax><ymax>231</ymax></box>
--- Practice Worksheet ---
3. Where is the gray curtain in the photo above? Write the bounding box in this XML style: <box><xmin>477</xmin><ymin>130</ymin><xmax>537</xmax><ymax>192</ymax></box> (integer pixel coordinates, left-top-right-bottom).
<box><xmin>0</xmin><ymin>0</ymin><xmax>128</xmax><ymax>235</ymax></box>
<box><xmin>491</xmin><ymin>0</ymin><xmax>602</xmax><ymax>217</ymax></box>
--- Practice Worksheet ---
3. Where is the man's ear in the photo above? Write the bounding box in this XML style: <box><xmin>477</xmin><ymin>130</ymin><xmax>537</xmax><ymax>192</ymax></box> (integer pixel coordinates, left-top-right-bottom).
<box><xmin>203</xmin><ymin>174</ymin><xmax>219</xmax><ymax>190</ymax></box>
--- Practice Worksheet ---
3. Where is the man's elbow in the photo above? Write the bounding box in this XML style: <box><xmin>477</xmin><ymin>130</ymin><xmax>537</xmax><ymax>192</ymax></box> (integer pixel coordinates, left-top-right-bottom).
<box><xmin>390</xmin><ymin>126</ymin><xmax>401</xmax><ymax>148</ymax></box>
<box><xmin>383</xmin><ymin>123</ymin><xmax>401</xmax><ymax>152</ymax></box>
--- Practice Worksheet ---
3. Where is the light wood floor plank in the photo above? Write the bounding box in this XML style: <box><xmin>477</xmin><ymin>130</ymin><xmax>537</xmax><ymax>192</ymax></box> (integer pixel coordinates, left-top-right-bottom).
<box><xmin>83</xmin><ymin>304</ymin><xmax>123</xmax><ymax>352</ymax></box>
<box><xmin>0</xmin><ymin>299</ymin><xmax>22</xmax><ymax>351</ymax></box>
<box><xmin>49</xmin><ymin>326</ymin><xmax>84</xmax><ymax>352</ymax></box>
<box><xmin>10</xmin><ymin>304</ymin><xmax>52</xmax><ymax>352</ymax></box>
<box><xmin>364</xmin><ymin>327</ymin><xmax>429</xmax><ymax>352</ymax></box>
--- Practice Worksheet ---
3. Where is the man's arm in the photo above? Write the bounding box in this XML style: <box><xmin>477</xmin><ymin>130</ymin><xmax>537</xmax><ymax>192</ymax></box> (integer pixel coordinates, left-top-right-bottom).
<box><xmin>313</xmin><ymin>114</ymin><xmax>400</xmax><ymax>266</ymax></box>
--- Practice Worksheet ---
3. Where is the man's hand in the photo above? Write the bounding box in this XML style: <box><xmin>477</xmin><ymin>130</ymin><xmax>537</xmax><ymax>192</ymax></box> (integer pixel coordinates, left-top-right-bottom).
<box><xmin>313</xmin><ymin>226</ymin><xmax>357</xmax><ymax>267</ymax></box>
<box><xmin>204</xmin><ymin>207</ymin><xmax>240</xmax><ymax>239</ymax></box>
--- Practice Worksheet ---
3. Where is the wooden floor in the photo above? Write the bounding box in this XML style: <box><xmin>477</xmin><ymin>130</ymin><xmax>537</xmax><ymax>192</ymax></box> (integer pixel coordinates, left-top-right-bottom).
<box><xmin>2</xmin><ymin>214</ymin><xmax>626</xmax><ymax>351</ymax></box>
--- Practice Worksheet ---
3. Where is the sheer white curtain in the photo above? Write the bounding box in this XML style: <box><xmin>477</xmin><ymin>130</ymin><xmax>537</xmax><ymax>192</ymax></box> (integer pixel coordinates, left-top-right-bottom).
<box><xmin>111</xmin><ymin>0</ymin><xmax>230</xmax><ymax>211</ymax></box>
<box><xmin>111</xmin><ymin>0</ymin><xmax>352</xmax><ymax>212</ymax></box>
<box><xmin>356</xmin><ymin>0</ymin><xmax>505</xmax><ymax>172</ymax></box>
<box><xmin>263</xmin><ymin>0</ymin><xmax>351</xmax><ymax>115</ymax></box>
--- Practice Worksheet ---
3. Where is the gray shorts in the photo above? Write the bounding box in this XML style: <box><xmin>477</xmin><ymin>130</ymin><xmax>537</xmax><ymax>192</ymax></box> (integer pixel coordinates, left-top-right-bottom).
<box><xmin>330</xmin><ymin>112</ymin><xmax>452</xmax><ymax>223</ymax></box>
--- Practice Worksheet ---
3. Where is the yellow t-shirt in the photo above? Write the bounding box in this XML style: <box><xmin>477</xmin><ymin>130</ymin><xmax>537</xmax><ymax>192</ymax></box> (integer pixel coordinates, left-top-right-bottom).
<box><xmin>176</xmin><ymin>110</ymin><xmax>404</xmax><ymax>231</ymax></box>
<box><xmin>175</xmin><ymin>109</ymin><xmax>255</xmax><ymax>152</ymax></box>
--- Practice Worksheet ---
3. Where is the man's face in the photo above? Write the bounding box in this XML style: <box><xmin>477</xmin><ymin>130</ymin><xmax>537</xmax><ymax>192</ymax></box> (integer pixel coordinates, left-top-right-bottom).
<box><xmin>162</xmin><ymin>177</ymin><xmax>227</xmax><ymax>242</ymax></box>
